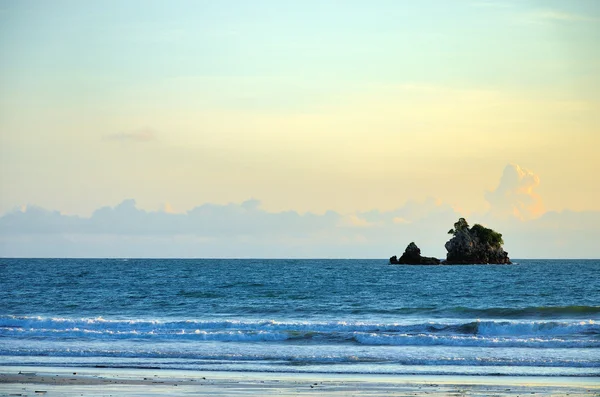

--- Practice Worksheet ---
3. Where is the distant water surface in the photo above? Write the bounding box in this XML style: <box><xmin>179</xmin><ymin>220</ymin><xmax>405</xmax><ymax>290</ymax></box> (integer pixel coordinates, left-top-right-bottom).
<box><xmin>0</xmin><ymin>259</ymin><xmax>598</xmax><ymax>376</ymax></box>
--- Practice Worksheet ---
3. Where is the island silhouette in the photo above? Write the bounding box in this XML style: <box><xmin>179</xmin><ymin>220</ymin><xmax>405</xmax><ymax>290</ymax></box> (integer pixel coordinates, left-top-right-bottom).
<box><xmin>390</xmin><ymin>218</ymin><xmax>511</xmax><ymax>265</ymax></box>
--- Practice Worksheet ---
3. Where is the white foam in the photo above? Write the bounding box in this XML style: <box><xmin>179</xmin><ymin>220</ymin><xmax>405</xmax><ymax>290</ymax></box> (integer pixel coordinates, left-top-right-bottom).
<box><xmin>353</xmin><ymin>332</ymin><xmax>599</xmax><ymax>348</ymax></box>
<box><xmin>1</xmin><ymin>316</ymin><xmax>598</xmax><ymax>348</ymax></box>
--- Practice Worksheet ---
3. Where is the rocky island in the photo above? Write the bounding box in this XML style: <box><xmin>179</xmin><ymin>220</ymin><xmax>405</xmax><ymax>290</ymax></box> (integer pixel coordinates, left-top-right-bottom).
<box><xmin>444</xmin><ymin>218</ymin><xmax>511</xmax><ymax>264</ymax></box>
<box><xmin>389</xmin><ymin>242</ymin><xmax>441</xmax><ymax>265</ymax></box>
<box><xmin>390</xmin><ymin>218</ymin><xmax>511</xmax><ymax>265</ymax></box>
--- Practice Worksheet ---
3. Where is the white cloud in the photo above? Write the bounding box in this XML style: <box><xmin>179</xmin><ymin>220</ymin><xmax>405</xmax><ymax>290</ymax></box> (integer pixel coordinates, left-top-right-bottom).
<box><xmin>485</xmin><ymin>164</ymin><xmax>544</xmax><ymax>220</ymax></box>
<box><xmin>0</xmin><ymin>197</ymin><xmax>460</xmax><ymax>257</ymax></box>
<box><xmin>519</xmin><ymin>9</ymin><xmax>600</xmax><ymax>25</ymax></box>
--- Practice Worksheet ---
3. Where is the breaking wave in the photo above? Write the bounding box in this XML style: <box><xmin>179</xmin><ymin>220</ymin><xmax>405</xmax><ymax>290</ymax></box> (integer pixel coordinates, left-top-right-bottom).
<box><xmin>1</xmin><ymin>316</ymin><xmax>598</xmax><ymax>348</ymax></box>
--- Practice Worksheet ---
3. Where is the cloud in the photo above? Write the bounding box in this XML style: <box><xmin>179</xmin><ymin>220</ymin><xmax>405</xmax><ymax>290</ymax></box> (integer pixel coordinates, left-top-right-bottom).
<box><xmin>0</xmin><ymin>197</ymin><xmax>458</xmax><ymax>240</ymax></box>
<box><xmin>485</xmin><ymin>164</ymin><xmax>544</xmax><ymax>220</ymax></box>
<box><xmin>1</xmin><ymin>196</ymin><xmax>599</xmax><ymax>258</ymax></box>
<box><xmin>0</xmin><ymin>197</ymin><xmax>462</xmax><ymax>258</ymax></box>
<box><xmin>535</xmin><ymin>10</ymin><xmax>598</xmax><ymax>22</ymax></box>
<box><xmin>359</xmin><ymin>197</ymin><xmax>457</xmax><ymax>224</ymax></box>
<box><xmin>0</xmin><ymin>199</ymin><xmax>343</xmax><ymax>238</ymax></box>
<box><xmin>524</xmin><ymin>10</ymin><xmax>599</xmax><ymax>24</ymax></box>
<box><xmin>104</xmin><ymin>128</ymin><xmax>157</xmax><ymax>143</ymax></box>
<box><xmin>470</xmin><ymin>1</ymin><xmax>513</xmax><ymax>9</ymax></box>
<box><xmin>492</xmin><ymin>210</ymin><xmax>600</xmax><ymax>259</ymax></box>
<box><xmin>2</xmin><ymin>179</ymin><xmax>600</xmax><ymax>258</ymax></box>
<box><xmin>338</xmin><ymin>214</ymin><xmax>382</xmax><ymax>228</ymax></box>
<box><xmin>162</xmin><ymin>202</ymin><xmax>177</xmax><ymax>214</ymax></box>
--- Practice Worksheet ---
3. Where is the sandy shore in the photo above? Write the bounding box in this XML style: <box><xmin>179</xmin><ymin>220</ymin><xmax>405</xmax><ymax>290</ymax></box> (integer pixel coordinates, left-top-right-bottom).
<box><xmin>0</xmin><ymin>367</ymin><xmax>598</xmax><ymax>396</ymax></box>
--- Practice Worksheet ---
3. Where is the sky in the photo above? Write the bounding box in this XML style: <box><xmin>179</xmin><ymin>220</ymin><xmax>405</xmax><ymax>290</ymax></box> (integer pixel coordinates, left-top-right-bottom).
<box><xmin>0</xmin><ymin>0</ymin><xmax>599</xmax><ymax>258</ymax></box>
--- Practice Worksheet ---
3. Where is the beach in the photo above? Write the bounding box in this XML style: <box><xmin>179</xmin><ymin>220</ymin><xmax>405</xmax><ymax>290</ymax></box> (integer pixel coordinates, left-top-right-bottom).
<box><xmin>1</xmin><ymin>367</ymin><xmax>599</xmax><ymax>396</ymax></box>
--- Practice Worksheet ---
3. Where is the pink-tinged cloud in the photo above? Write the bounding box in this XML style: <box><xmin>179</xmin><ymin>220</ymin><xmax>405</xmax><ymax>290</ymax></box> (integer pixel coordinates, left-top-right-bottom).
<box><xmin>162</xmin><ymin>202</ymin><xmax>177</xmax><ymax>214</ymax></box>
<box><xmin>485</xmin><ymin>164</ymin><xmax>544</xmax><ymax>220</ymax></box>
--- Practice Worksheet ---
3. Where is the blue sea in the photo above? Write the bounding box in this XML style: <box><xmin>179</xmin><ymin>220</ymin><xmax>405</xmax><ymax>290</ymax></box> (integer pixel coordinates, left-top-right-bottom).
<box><xmin>0</xmin><ymin>259</ymin><xmax>598</xmax><ymax>377</ymax></box>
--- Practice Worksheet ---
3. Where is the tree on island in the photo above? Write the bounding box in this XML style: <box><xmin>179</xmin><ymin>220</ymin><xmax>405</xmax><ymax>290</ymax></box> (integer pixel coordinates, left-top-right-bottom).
<box><xmin>447</xmin><ymin>218</ymin><xmax>504</xmax><ymax>247</ymax></box>
<box><xmin>448</xmin><ymin>217</ymin><xmax>470</xmax><ymax>235</ymax></box>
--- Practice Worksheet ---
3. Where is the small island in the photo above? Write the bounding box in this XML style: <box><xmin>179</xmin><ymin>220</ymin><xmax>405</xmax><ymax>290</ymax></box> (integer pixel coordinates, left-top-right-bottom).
<box><xmin>390</xmin><ymin>218</ymin><xmax>511</xmax><ymax>265</ymax></box>
<box><xmin>389</xmin><ymin>242</ymin><xmax>441</xmax><ymax>265</ymax></box>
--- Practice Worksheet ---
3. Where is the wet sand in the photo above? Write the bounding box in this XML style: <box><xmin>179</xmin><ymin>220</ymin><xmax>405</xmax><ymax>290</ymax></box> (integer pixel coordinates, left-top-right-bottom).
<box><xmin>0</xmin><ymin>367</ymin><xmax>598</xmax><ymax>396</ymax></box>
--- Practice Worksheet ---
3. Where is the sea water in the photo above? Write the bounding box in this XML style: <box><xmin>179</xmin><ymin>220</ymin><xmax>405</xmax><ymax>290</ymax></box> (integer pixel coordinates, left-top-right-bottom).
<box><xmin>0</xmin><ymin>258</ymin><xmax>598</xmax><ymax>376</ymax></box>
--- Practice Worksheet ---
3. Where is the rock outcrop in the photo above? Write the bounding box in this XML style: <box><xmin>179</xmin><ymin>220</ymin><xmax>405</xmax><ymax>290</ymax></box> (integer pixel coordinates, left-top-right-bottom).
<box><xmin>444</xmin><ymin>218</ymin><xmax>511</xmax><ymax>264</ymax></box>
<box><xmin>389</xmin><ymin>218</ymin><xmax>512</xmax><ymax>265</ymax></box>
<box><xmin>390</xmin><ymin>242</ymin><xmax>441</xmax><ymax>265</ymax></box>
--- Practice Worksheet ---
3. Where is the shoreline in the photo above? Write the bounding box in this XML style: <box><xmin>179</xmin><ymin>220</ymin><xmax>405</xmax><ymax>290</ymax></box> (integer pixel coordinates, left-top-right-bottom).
<box><xmin>1</xmin><ymin>366</ymin><xmax>598</xmax><ymax>396</ymax></box>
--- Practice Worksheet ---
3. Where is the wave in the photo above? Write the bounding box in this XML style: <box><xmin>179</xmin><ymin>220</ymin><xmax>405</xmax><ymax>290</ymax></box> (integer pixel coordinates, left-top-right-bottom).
<box><xmin>352</xmin><ymin>333</ymin><xmax>598</xmax><ymax>348</ymax></box>
<box><xmin>1</xmin><ymin>316</ymin><xmax>598</xmax><ymax>348</ymax></box>
<box><xmin>346</xmin><ymin>305</ymin><xmax>600</xmax><ymax>319</ymax></box>
<box><xmin>1</xmin><ymin>346</ymin><xmax>599</xmax><ymax>369</ymax></box>
<box><xmin>448</xmin><ymin>306</ymin><xmax>600</xmax><ymax>318</ymax></box>
<box><xmin>2</xmin><ymin>316</ymin><xmax>598</xmax><ymax>335</ymax></box>
<box><xmin>3</xmin><ymin>329</ymin><xmax>596</xmax><ymax>348</ymax></box>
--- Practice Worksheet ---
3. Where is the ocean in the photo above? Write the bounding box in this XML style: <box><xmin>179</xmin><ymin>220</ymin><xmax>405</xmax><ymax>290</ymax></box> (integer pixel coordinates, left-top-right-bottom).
<box><xmin>0</xmin><ymin>258</ymin><xmax>598</xmax><ymax>377</ymax></box>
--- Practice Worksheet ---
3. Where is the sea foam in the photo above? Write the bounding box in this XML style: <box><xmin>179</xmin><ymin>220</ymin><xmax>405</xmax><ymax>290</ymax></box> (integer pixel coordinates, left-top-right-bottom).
<box><xmin>1</xmin><ymin>316</ymin><xmax>597</xmax><ymax>348</ymax></box>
